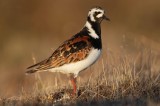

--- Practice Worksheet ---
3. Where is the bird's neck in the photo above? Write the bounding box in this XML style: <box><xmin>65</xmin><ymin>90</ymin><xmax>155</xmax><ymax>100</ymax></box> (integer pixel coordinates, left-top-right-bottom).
<box><xmin>84</xmin><ymin>18</ymin><xmax>101</xmax><ymax>39</ymax></box>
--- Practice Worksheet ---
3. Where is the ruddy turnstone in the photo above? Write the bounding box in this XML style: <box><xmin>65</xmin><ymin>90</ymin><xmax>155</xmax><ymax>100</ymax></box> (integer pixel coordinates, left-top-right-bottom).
<box><xmin>26</xmin><ymin>6</ymin><xmax>109</xmax><ymax>95</ymax></box>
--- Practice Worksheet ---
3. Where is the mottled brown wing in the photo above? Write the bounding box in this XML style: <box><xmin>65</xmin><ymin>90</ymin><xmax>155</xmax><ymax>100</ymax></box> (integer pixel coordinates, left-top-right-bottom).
<box><xmin>36</xmin><ymin>35</ymin><xmax>92</xmax><ymax>70</ymax></box>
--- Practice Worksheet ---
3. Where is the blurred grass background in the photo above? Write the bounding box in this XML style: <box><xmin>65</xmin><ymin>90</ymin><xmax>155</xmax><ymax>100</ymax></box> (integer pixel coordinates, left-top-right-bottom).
<box><xmin>0</xmin><ymin>0</ymin><xmax>160</xmax><ymax>98</ymax></box>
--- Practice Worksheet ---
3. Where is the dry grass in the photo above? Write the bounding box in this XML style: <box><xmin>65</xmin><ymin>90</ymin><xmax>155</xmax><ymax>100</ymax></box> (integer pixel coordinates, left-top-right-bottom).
<box><xmin>0</xmin><ymin>48</ymin><xmax>159</xmax><ymax>106</ymax></box>
<box><xmin>0</xmin><ymin>1</ymin><xmax>160</xmax><ymax>105</ymax></box>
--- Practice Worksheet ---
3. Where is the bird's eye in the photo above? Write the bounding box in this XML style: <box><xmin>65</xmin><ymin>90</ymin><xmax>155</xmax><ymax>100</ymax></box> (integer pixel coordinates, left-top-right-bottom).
<box><xmin>95</xmin><ymin>11</ymin><xmax>101</xmax><ymax>15</ymax></box>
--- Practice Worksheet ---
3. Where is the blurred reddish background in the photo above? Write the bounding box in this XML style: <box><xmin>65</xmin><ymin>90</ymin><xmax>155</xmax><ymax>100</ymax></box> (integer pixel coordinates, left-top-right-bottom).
<box><xmin>0</xmin><ymin>0</ymin><xmax>160</xmax><ymax>97</ymax></box>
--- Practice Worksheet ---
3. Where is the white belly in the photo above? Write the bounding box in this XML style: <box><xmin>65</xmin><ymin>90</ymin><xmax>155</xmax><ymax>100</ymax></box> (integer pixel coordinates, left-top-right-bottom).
<box><xmin>48</xmin><ymin>48</ymin><xmax>101</xmax><ymax>77</ymax></box>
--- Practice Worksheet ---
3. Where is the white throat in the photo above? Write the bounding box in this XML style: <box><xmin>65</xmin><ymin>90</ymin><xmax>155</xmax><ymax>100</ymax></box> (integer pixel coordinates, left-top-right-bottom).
<box><xmin>85</xmin><ymin>21</ymin><xmax>99</xmax><ymax>39</ymax></box>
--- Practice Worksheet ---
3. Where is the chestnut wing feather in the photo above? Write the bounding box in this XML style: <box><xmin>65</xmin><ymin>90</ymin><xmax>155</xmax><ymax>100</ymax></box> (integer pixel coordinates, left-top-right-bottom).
<box><xmin>31</xmin><ymin>35</ymin><xmax>92</xmax><ymax>70</ymax></box>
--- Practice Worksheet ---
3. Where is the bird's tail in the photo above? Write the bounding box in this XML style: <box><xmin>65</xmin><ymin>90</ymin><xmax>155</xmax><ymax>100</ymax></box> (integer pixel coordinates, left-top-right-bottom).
<box><xmin>25</xmin><ymin>59</ymin><xmax>48</xmax><ymax>75</ymax></box>
<box><xmin>25</xmin><ymin>69</ymin><xmax>39</xmax><ymax>75</ymax></box>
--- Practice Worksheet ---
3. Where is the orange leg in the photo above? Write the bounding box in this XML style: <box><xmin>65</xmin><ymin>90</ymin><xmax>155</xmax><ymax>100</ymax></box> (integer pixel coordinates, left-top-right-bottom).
<box><xmin>70</xmin><ymin>77</ymin><xmax>76</xmax><ymax>95</ymax></box>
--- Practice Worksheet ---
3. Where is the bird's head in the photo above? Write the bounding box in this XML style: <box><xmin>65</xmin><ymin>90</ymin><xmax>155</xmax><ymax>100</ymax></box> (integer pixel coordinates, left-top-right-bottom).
<box><xmin>88</xmin><ymin>7</ymin><xmax>110</xmax><ymax>23</ymax></box>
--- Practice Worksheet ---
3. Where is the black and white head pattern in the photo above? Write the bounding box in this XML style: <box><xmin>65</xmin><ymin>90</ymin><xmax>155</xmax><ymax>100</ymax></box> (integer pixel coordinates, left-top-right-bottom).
<box><xmin>88</xmin><ymin>7</ymin><xmax>105</xmax><ymax>22</ymax></box>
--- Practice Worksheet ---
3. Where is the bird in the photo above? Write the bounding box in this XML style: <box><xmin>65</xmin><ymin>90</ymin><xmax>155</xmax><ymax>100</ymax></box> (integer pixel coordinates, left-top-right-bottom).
<box><xmin>26</xmin><ymin>6</ymin><xmax>110</xmax><ymax>96</ymax></box>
